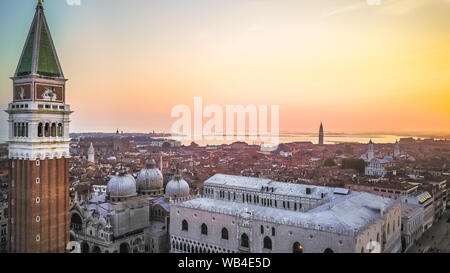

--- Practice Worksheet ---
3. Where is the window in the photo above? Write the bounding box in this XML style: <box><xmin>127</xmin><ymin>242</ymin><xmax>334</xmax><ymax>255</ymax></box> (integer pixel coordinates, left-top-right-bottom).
<box><xmin>51</xmin><ymin>123</ymin><xmax>56</xmax><ymax>137</ymax></box>
<box><xmin>324</xmin><ymin>248</ymin><xmax>334</xmax><ymax>253</ymax></box>
<box><xmin>241</xmin><ymin>233</ymin><xmax>249</xmax><ymax>248</ymax></box>
<box><xmin>36</xmin><ymin>177</ymin><xmax>40</xmax><ymax>184</ymax></box>
<box><xmin>38</xmin><ymin>123</ymin><xmax>43</xmax><ymax>137</ymax></box>
<box><xmin>263</xmin><ymin>236</ymin><xmax>272</xmax><ymax>250</ymax></box>
<box><xmin>36</xmin><ymin>235</ymin><xmax>40</xmax><ymax>242</ymax></box>
<box><xmin>293</xmin><ymin>242</ymin><xmax>303</xmax><ymax>253</ymax></box>
<box><xmin>221</xmin><ymin>228</ymin><xmax>229</xmax><ymax>240</ymax></box>
<box><xmin>36</xmin><ymin>197</ymin><xmax>40</xmax><ymax>204</ymax></box>
<box><xmin>44</xmin><ymin>123</ymin><xmax>50</xmax><ymax>137</ymax></box>
<box><xmin>57</xmin><ymin>123</ymin><xmax>63</xmax><ymax>137</ymax></box>
<box><xmin>182</xmin><ymin>220</ymin><xmax>188</xmax><ymax>231</ymax></box>
<box><xmin>201</xmin><ymin>223</ymin><xmax>208</xmax><ymax>235</ymax></box>
<box><xmin>272</xmin><ymin>227</ymin><xmax>275</xmax><ymax>236</ymax></box>
<box><xmin>36</xmin><ymin>160</ymin><xmax>40</xmax><ymax>167</ymax></box>
<box><xmin>260</xmin><ymin>225</ymin><xmax>264</xmax><ymax>235</ymax></box>
<box><xmin>36</xmin><ymin>216</ymin><xmax>40</xmax><ymax>222</ymax></box>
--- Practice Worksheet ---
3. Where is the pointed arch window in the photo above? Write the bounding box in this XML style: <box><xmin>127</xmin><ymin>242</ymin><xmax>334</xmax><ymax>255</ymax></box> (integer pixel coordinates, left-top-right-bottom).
<box><xmin>182</xmin><ymin>220</ymin><xmax>188</xmax><ymax>231</ymax></box>
<box><xmin>241</xmin><ymin>233</ymin><xmax>249</xmax><ymax>248</ymax></box>
<box><xmin>263</xmin><ymin>236</ymin><xmax>272</xmax><ymax>250</ymax></box>
<box><xmin>293</xmin><ymin>242</ymin><xmax>303</xmax><ymax>253</ymax></box>
<box><xmin>201</xmin><ymin>223</ymin><xmax>208</xmax><ymax>235</ymax></box>
<box><xmin>221</xmin><ymin>228</ymin><xmax>229</xmax><ymax>240</ymax></box>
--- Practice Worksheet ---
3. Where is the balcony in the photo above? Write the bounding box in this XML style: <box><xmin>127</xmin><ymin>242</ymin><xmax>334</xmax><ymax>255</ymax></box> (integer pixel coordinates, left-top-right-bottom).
<box><xmin>7</xmin><ymin>102</ymin><xmax>71</xmax><ymax>112</ymax></box>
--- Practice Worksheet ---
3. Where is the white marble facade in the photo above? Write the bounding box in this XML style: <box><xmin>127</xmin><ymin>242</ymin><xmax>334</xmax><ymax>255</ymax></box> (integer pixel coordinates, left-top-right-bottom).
<box><xmin>170</xmin><ymin>174</ymin><xmax>402</xmax><ymax>253</ymax></box>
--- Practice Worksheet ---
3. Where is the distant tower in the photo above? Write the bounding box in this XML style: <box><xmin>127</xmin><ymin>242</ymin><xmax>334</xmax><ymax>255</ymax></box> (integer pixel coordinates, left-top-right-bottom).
<box><xmin>319</xmin><ymin>122</ymin><xmax>324</xmax><ymax>145</ymax></box>
<box><xmin>368</xmin><ymin>140</ymin><xmax>374</xmax><ymax>161</ymax></box>
<box><xmin>394</xmin><ymin>140</ymin><xmax>400</xmax><ymax>158</ymax></box>
<box><xmin>7</xmin><ymin>1</ymin><xmax>71</xmax><ymax>253</ymax></box>
<box><xmin>88</xmin><ymin>142</ymin><xmax>95</xmax><ymax>163</ymax></box>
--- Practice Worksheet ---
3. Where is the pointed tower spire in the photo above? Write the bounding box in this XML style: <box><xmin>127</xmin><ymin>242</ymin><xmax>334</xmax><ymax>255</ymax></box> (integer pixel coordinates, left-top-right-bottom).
<box><xmin>15</xmin><ymin>1</ymin><xmax>64</xmax><ymax>78</ymax></box>
<box><xmin>7</xmin><ymin>1</ymin><xmax>72</xmax><ymax>253</ymax></box>
<box><xmin>318</xmin><ymin>122</ymin><xmax>324</xmax><ymax>145</ymax></box>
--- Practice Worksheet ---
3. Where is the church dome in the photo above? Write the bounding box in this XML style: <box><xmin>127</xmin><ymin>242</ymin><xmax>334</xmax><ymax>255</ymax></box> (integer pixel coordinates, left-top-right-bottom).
<box><xmin>106</xmin><ymin>172</ymin><xmax>137</xmax><ymax>199</ymax></box>
<box><xmin>137</xmin><ymin>159</ymin><xmax>163</xmax><ymax>192</ymax></box>
<box><xmin>165</xmin><ymin>172</ymin><xmax>190</xmax><ymax>199</ymax></box>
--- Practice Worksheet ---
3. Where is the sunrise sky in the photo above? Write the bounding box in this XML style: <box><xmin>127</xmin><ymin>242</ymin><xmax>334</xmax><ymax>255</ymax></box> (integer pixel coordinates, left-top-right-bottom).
<box><xmin>1</xmin><ymin>0</ymin><xmax>450</xmax><ymax>136</ymax></box>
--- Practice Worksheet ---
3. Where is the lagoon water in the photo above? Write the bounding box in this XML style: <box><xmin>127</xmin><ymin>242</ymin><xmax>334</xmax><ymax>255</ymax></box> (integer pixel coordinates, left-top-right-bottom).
<box><xmin>176</xmin><ymin>133</ymin><xmax>441</xmax><ymax>146</ymax></box>
<box><xmin>0</xmin><ymin>132</ymin><xmax>445</xmax><ymax>146</ymax></box>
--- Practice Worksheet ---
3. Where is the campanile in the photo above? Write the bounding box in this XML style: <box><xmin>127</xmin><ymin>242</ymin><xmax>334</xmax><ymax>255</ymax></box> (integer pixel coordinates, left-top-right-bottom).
<box><xmin>6</xmin><ymin>1</ymin><xmax>72</xmax><ymax>253</ymax></box>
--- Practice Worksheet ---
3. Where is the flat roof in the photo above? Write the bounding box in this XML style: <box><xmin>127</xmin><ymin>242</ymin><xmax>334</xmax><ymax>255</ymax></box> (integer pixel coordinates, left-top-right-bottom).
<box><xmin>205</xmin><ymin>174</ymin><xmax>347</xmax><ymax>200</ymax></box>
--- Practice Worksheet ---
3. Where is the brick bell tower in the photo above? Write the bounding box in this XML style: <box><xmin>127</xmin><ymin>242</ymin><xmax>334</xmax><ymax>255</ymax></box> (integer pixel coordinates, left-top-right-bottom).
<box><xmin>6</xmin><ymin>1</ymin><xmax>72</xmax><ymax>253</ymax></box>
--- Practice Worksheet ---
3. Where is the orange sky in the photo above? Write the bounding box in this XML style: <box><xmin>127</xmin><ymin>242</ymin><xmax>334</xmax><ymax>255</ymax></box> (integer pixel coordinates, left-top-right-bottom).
<box><xmin>1</xmin><ymin>0</ymin><xmax>450</xmax><ymax>135</ymax></box>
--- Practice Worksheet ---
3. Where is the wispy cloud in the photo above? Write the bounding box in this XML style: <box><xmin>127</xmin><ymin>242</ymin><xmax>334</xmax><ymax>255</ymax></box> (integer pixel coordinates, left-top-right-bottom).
<box><xmin>380</xmin><ymin>0</ymin><xmax>433</xmax><ymax>16</ymax></box>
<box><xmin>321</xmin><ymin>1</ymin><xmax>369</xmax><ymax>19</ymax></box>
<box><xmin>321</xmin><ymin>0</ymin><xmax>448</xmax><ymax>19</ymax></box>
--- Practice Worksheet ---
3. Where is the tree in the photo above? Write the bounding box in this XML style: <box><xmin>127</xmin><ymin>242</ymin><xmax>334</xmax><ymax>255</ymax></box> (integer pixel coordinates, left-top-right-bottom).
<box><xmin>341</xmin><ymin>158</ymin><xmax>366</xmax><ymax>174</ymax></box>
<box><xmin>324</xmin><ymin>158</ymin><xmax>337</xmax><ymax>167</ymax></box>
<box><xmin>344</xmin><ymin>145</ymin><xmax>354</xmax><ymax>155</ymax></box>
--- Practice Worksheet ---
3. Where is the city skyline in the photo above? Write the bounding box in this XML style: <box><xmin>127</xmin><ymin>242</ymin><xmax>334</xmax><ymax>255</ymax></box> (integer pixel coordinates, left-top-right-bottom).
<box><xmin>1</xmin><ymin>0</ymin><xmax>450</xmax><ymax>137</ymax></box>
<box><xmin>1</xmin><ymin>0</ymin><xmax>449</xmax><ymax>256</ymax></box>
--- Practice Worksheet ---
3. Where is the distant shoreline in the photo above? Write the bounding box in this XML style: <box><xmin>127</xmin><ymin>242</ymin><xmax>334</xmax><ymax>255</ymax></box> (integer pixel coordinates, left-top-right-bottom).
<box><xmin>2</xmin><ymin>132</ymin><xmax>447</xmax><ymax>146</ymax></box>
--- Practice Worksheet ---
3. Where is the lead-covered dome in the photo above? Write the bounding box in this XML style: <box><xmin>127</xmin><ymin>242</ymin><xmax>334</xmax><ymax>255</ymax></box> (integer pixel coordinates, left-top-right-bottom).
<box><xmin>165</xmin><ymin>171</ymin><xmax>190</xmax><ymax>199</ymax></box>
<box><xmin>137</xmin><ymin>159</ymin><xmax>164</xmax><ymax>193</ymax></box>
<box><xmin>107</xmin><ymin>172</ymin><xmax>137</xmax><ymax>200</ymax></box>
